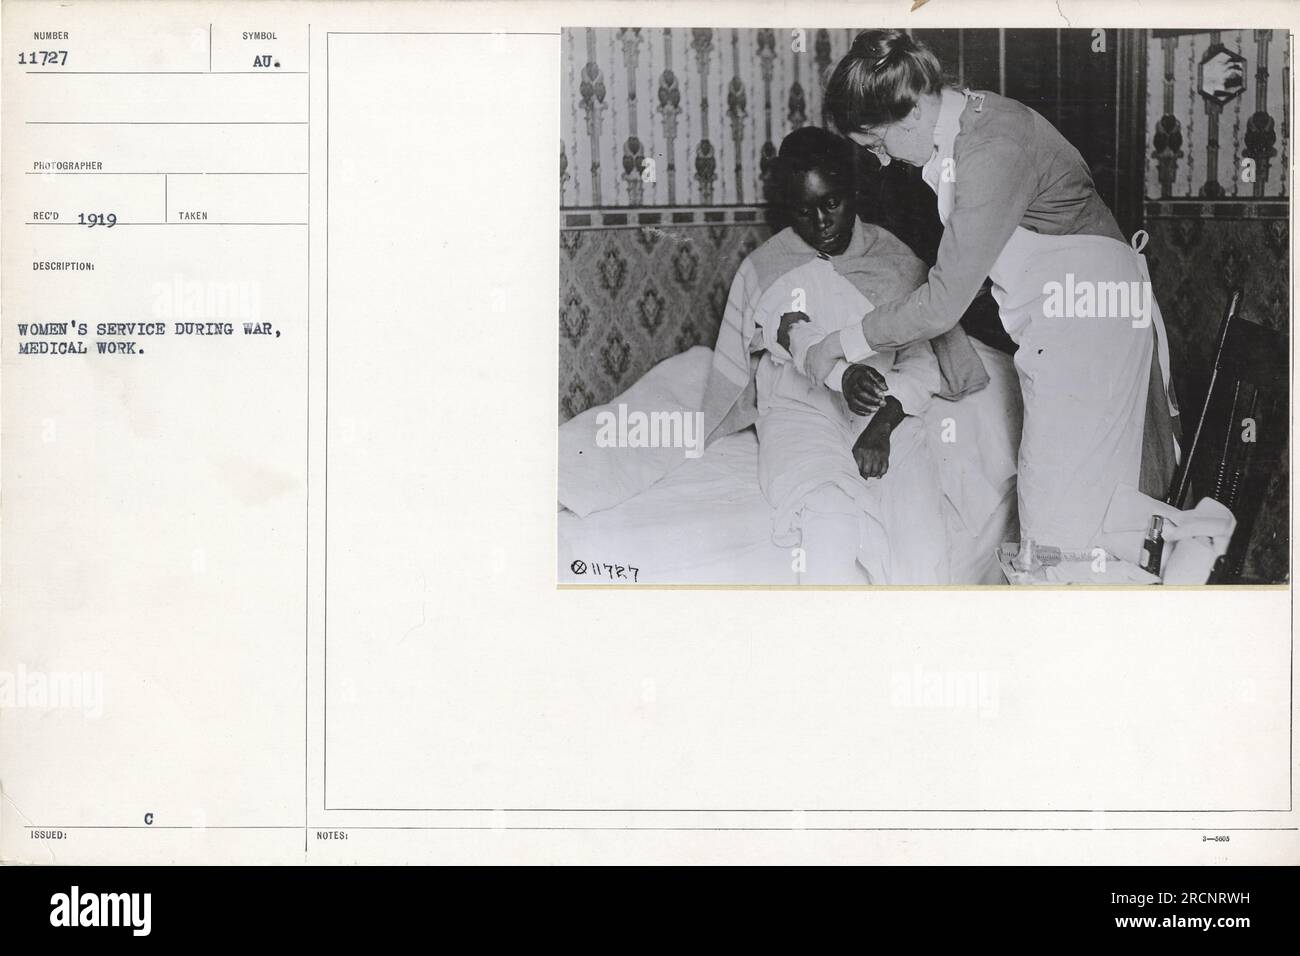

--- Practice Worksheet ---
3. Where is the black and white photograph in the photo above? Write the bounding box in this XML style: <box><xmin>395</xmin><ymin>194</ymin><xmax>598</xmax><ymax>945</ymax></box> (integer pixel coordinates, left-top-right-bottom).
<box><xmin>3</xmin><ymin>0</ymin><xmax>1297</xmax><ymax>880</ymax></box>
<box><xmin>558</xmin><ymin>27</ymin><xmax>1290</xmax><ymax>585</ymax></box>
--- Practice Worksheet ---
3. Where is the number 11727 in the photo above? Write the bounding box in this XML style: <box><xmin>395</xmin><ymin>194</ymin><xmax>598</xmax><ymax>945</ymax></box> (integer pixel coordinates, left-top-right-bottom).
<box><xmin>19</xmin><ymin>51</ymin><xmax>68</xmax><ymax>66</ymax></box>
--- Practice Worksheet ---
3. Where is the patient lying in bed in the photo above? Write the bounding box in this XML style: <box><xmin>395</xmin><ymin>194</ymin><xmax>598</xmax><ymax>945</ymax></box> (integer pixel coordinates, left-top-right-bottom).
<box><xmin>740</xmin><ymin>128</ymin><xmax>950</xmax><ymax>583</ymax></box>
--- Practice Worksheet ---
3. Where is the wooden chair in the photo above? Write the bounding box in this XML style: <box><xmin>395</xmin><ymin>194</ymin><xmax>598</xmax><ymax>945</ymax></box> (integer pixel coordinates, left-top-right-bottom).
<box><xmin>1166</xmin><ymin>288</ymin><xmax>1288</xmax><ymax>582</ymax></box>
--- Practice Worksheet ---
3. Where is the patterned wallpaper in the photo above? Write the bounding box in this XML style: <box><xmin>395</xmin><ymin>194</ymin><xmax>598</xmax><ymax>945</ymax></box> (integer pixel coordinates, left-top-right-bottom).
<box><xmin>561</xmin><ymin>27</ymin><xmax>869</xmax><ymax>208</ymax></box>
<box><xmin>559</xmin><ymin>223</ymin><xmax>769</xmax><ymax>418</ymax></box>
<box><xmin>1144</xmin><ymin>215</ymin><xmax>1289</xmax><ymax>584</ymax></box>
<box><xmin>563</xmin><ymin>28</ymin><xmax>1293</xmax><ymax>208</ymax></box>
<box><xmin>1145</xmin><ymin>29</ymin><xmax>1290</xmax><ymax>202</ymax></box>
<box><xmin>1145</xmin><ymin>219</ymin><xmax>1289</xmax><ymax>368</ymax></box>
<box><xmin>1141</xmin><ymin>31</ymin><xmax>1290</xmax><ymax>581</ymax></box>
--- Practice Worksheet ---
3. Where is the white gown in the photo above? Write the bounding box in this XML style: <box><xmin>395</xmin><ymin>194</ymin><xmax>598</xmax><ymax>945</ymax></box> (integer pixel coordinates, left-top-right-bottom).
<box><xmin>927</xmin><ymin>92</ymin><xmax>1176</xmax><ymax>550</ymax></box>
<box><xmin>750</xmin><ymin>256</ymin><xmax>950</xmax><ymax>584</ymax></box>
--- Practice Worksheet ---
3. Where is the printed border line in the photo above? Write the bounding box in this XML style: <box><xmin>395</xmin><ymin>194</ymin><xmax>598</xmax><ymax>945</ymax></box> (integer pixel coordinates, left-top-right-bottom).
<box><xmin>322</xmin><ymin>808</ymin><xmax>1292</xmax><ymax>814</ymax></box>
<box><xmin>24</xmin><ymin>222</ymin><xmax>307</xmax><ymax>226</ymax></box>
<box><xmin>556</xmin><ymin>584</ymin><xmax>1288</xmax><ymax>591</ymax></box>
<box><xmin>25</xmin><ymin>121</ymin><xmax>307</xmax><ymax>125</ymax></box>
<box><xmin>326</xmin><ymin>31</ymin><xmax>560</xmax><ymax>36</ymax></box>
<box><xmin>305</xmin><ymin>21</ymin><xmax>312</xmax><ymax>857</ymax></box>
<box><xmin>324</xmin><ymin>28</ymin><xmax>331</xmax><ymax>823</ymax></box>
<box><xmin>24</xmin><ymin>171</ymin><xmax>307</xmax><ymax>175</ymax></box>
<box><xmin>321</xmin><ymin>29</ymin><xmax>1296</xmax><ymax>822</ymax></box>
<box><xmin>22</xmin><ymin>824</ymin><xmax>1300</xmax><ymax>833</ymax></box>
<box><xmin>25</xmin><ymin>70</ymin><xmax>308</xmax><ymax>74</ymax></box>
<box><xmin>24</xmin><ymin>826</ymin><xmax>303</xmax><ymax>831</ymax></box>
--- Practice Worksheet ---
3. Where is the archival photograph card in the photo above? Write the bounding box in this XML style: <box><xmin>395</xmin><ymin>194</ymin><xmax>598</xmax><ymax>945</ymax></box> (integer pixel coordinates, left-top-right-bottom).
<box><xmin>1</xmin><ymin>0</ymin><xmax>1295</xmax><ymax>866</ymax></box>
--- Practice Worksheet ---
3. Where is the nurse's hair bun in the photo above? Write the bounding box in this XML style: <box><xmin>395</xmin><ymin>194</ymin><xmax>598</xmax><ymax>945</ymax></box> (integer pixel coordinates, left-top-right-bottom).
<box><xmin>823</xmin><ymin>30</ymin><xmax>947</xmax><ymax>133</ymax></box>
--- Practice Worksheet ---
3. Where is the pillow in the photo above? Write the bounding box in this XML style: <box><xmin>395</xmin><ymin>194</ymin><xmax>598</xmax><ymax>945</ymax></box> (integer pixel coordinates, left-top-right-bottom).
<box><xmin>559</xmin><ymin>346</ymin><xmax>714</xmax><ymax>517</ymax></box>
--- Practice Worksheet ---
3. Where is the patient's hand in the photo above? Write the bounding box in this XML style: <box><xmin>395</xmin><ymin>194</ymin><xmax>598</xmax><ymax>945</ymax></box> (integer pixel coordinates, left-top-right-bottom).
<box><xmin>853</xmin><ymin>427</ymin><xmax>891</xmax><ymax>479</ymax></box>
<box><xmin>852</xmin><ymin>397</ymin><xmax>904</xmax><ymax>480</ymax></box>
<box><xmin>842</xmin><ymin>364</ymin><xmax>888</xmax><ymax>415</ymax></box>
<box><xmin>776</xmin><ymin>311</ymin><xmax>810</xmax><ymax>352</ymax></box>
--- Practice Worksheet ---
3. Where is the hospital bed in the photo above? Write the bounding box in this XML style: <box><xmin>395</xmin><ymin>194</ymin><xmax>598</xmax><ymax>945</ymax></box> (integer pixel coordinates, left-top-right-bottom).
<box><xmin>558</xmin><ymin>339</ymin><xmax>1023</xmax><ymax>585</ymax></box>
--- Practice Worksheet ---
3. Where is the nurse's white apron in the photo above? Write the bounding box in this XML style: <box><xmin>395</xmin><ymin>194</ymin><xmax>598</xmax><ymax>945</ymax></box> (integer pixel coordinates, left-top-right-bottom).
<box><xmin>928</xmin><ymin>91</ymin><xmax>1175</xmax><ymax>549</ymax></box>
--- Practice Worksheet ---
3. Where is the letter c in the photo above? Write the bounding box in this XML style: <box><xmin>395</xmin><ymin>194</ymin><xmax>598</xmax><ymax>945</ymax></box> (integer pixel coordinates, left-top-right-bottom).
<box><xmin>144</xmin><ymin>812</ymin><xmax>154</xmax><ymax>825</ymax></box>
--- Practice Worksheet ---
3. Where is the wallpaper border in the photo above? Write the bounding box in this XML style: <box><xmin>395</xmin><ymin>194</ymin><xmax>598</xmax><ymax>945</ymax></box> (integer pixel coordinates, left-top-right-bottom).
<box><xmin>1144</xmin><ymin>199</ymin><xmax>1290</xmax><ymax>220</ymax></box>
<box><xmin>562</xmin><ymin>203</ymin><xmax>777</xmax><ymax>230</ymax></box>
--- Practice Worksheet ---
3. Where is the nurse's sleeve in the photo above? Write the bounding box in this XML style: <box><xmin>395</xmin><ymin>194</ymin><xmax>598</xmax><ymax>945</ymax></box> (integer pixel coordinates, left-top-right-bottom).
<box><xmin>842</xmin><ymin>136</ymin><xmax>1036</xmax><ymax>358</ymax></box>
<box><xmin>881</xmin><ymin>341</ymin><xmax>942</xmax><ymax>416</ymax></box>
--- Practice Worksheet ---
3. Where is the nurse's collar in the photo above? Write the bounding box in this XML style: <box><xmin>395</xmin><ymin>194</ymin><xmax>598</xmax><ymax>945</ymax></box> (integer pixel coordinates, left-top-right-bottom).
<box><xmin>932</xmin><ymin>87</ymin><xmax>968</xmax><ymax>147</ymax></box>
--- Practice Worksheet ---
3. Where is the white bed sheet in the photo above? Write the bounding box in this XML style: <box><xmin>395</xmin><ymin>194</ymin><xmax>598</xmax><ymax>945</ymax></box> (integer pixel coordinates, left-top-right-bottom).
<box><xmin>560</xmin><ymin>428</ymin><xmax>796</xmax><ymax>584</ymax></box>
<box><xmin>558</xmin><ymin>341</ymin><xmax>1021</xmax><ymax>586</ymax></box>
<box><xmin>559</xmin><ymin>427</ymin><xmax>1016</xmax><ymax>585</ymax></box>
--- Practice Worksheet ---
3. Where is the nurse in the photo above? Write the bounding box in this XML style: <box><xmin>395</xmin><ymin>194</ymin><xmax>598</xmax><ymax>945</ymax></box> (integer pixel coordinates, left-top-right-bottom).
<box><xmin>797</xmin><ymin>29</ymin><xmax>1179</xmax><ymax>551</ymax></box>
